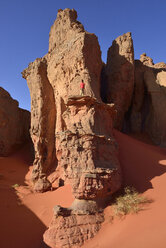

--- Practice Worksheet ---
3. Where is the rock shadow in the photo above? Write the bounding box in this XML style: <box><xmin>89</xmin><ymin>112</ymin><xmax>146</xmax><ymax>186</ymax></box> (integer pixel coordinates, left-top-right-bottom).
<box><xmin>100</xmin><ymin>40</ymin><xmax>166</xmax><ymax>147</ymax></box>
<box><xmin>0</xmin><ymin>145</ymin><xmax>47</xmax><ymax>248</ymax></box>
<box><xmin>114</xmin><ymin>130</ymin><xmax>166</xmax><ymax>193</ymax></box>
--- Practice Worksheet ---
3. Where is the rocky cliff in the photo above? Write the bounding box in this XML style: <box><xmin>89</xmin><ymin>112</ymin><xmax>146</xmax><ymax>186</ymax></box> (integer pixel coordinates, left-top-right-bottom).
<box><xmin>0</xmin><ymin>87</ymin><xmax>30</xmax><ymax>156</ymax></box>
<box><xmin>22</xmin><ymin>7</ymin><xmax>166</xmax><ymax>248</ymax></box>
<box><xmin>129</xmin><ymin>53</ymin><xmax>166</xmax><ymax>146</ymax></box>
<box><xmin>22</xmin><ymin>8</ymin><xmax>122</xmax><ymax>247</ymax></box>
<box><xmin>104</xmin><ymin>32</ymin><xmax>135</xmax><ymax>130</ymax></box>
<box><xmin>103</xmin><ymin>37</ymin><xmax>166</xmax><ymax>147</ymax></box>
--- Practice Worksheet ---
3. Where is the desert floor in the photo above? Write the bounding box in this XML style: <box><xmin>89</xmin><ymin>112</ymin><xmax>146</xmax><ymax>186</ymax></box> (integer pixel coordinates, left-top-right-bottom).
<box><xmin>0</xmin><ymin>130</ymin><xmax>166</xmax><ymax>248</ymax></box>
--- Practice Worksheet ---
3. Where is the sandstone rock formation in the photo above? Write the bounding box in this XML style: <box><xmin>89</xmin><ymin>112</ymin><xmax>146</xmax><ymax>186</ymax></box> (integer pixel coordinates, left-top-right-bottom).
<box><xmin>22</xmin><ymin>8</ymin><xmax>122</xmax><ymax>247</ymax></box>
<box><xmin>104</xmin><ymin>32</ymin><xmax>135</xmax><ymax>130</ymax></box>
<box><xmin>140</xmin><ymin>52</ymin><xmax>154</xmax><ymax>66</ymax></box>
<box><xmin>0</xmin><ymin>87</ymin><xmax>30</xmax><ymax>156</ymax></box>
<box><xmin>43</xmin><ymin>94</ymin><xmax>121</xmax><ymax>247</ymax></box>
<box><xmin>129</xmin><ymin>53</ymin><xmax>166</xmax><ymax>147</ymax></box>
<box><xmin>43</xmin><ymin>203</ymin><xmax>104</xmax><ymax>248</ymax></box>
<box><xmin>22</xmin><ymin>58</ymin><xmax>56</xmax><ymax>192</ymax></box>
<box><xmin>56</xmin><ymin>96</ymin><xmax>121</xmax><ymax>200</ymax></box>
<box><xmin>103</xmin><ymin>43</ymin><xmax>166</xmax><ymax>147</ymax></box>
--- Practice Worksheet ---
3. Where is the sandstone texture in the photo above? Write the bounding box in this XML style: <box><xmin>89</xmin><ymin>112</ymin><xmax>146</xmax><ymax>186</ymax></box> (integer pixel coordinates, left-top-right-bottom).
<box><xmin>22</xmin><ymin>58</ymin><xmax>56</xmax><ymax>191</ymax></box>
<box><xmin>22</xmin><ymin>8</ymin><xmax>122</xmax><ymax>247</ymax></box>
<box><xmin>103</xmin><ymin>38</ymin><xmax>166</xmax><ymax>147</ymax></box>
<box><xmin>22</xmin><ymin>7</ymin><xmax>166</xmax><ymax>246</ymax></box>
<box><xmin>43</xmin><ymin>203</ymin><xmax>104</xmax><ymax>248</ymax></box>
<box><xmin>0</xmin><ymin>87</ymin><xmax>30</xmax><ymax>156</ymax></box>
<box><xmin>22</xmin><ymin>8</ymin><xmax>121</xmax><ymax>195</ymax></box>
<box><xmin>105</xmin><ymin>32</ymin><xmax>135</xmax><ymax>130</ymax></box>
<box><xmin>129</xmin><ymin>53</ymin><xmax>166</xmax><ymax>147</ymax></box>
<box><xmin>56</xmin><ymin>96</ymin><xmax>121</xmax><ymax>200</ymax></box>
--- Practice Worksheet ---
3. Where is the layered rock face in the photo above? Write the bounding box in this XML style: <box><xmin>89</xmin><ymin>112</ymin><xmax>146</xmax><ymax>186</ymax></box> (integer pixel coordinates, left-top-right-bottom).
<box><xmin>55</xmin><ymin>96</ymin><xmax>120</xmax><ymax>200</ymax></box>
<box><xmin>43</xmin><ymin>204</ymin><xmax>104</xmax><ymax>248</ymax></box>
<box><xmin>103</xmin><ymin>34</ymin><xmax>166</xmax><ymax>146</ymax></box>
<box><xmin>0</xmin><ymin>87</ymin><xmax>30</xmax><ymax>156</ymax></box>
<box><xmin>22</xmin><ymin>8</ymin><xmax>122</xmax><ymax>247</ymax></box>
<box><xmin>22</xmin><ymin>59</ymin><xmax>56</xmax><ymax>192</ymax></box>
<box><xmin>43</xmin><ymin>94</ymin><xmax>121</xmax><ymax>247</ymax></box>
<box><xmin>105</xmin><ymin>32</ymin><xmax>135</xmax><ymax>130</ymax></box>
<box><xmin>129</xmin><ymin>53</ymin><xmax>166</xmax><ymax>146</ymax></box>
<box><xmin>47</xmin><ymin>8</ymin><xmax>102</xmax><ymax>105</ymax></box>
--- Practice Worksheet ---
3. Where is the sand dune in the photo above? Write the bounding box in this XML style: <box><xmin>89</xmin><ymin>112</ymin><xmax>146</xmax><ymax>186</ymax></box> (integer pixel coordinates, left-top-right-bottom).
<box><xmin>0</xmin><ymin>131</ymin><xmax>166</xmax><ymax>248</ymax></box>
<box><xmin>83</xmin><ymin>130</ymin><xmax>166</xmax><ymax>248</ymax></box>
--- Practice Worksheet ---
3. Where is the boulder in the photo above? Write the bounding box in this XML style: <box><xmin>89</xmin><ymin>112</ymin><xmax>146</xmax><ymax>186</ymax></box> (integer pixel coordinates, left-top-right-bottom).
<box><xmin>140</xmin><ymin>52</ymin><xmax>154</xmax><ymax>66</ymax></box>
<box><xmin>0</xmin><ymin>87</ymin><xmax>30</xmax><ymax>156</ymax></box>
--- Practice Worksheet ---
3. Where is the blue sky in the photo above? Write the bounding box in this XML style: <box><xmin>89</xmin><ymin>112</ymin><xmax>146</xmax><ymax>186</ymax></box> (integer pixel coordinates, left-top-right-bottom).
<box><xmin>0</xmin><ymin>0</ymin><xmax>165</xmax><ymax>110</ymax></box>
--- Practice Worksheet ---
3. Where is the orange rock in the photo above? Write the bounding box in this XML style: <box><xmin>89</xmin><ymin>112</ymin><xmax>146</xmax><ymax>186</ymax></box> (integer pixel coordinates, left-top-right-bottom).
<box><xmin>105</xmin><ymin>32</ymin><xmax>135</xmax><ymax>130</ymax></box>
<box><xmin>22</xmin><ymin>8</ymin><xmax>121</xmax><ymax>195</ymax></box>
<box><xmin>22</xmin><ymin>8</ymin><xmax>122</xmax><ymax>247</ymax></box>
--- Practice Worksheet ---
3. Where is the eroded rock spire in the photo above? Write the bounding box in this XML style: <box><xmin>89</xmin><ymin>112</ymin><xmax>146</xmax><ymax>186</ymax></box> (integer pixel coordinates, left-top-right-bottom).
<box><xmin>22</xmin><ymin>8</ymin><xmax>122</xmax><ymax>247</ymax></box>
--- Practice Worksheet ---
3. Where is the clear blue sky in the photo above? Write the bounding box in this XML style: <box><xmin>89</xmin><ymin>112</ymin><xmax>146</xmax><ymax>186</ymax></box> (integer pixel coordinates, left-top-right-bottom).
<box><xmin>0</xmin><ymin>0</ymin><xmax>165</xmax><ymax>111</ymax></box>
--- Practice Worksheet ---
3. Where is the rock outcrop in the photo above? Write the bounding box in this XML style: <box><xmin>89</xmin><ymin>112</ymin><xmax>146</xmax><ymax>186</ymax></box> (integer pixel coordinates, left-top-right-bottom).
<box><xmin>0</xmin><ymin>87</ymin><xmax>30</xmax><ymax>156</ymax></box>
<box><xmin>22</xmin><ymin>8</ymin><xmax>122</xmax><ymax>247</ymax></box>
<box><xmin>55</xmin><ymin>96</ymin><xmax>121</xmax><ymax>200</ymax></box>
<box><xmin>104</xmin><ymin>32</ymin><xmax>135</xmax><ymax>130</ymax></box>
<box><xmin>43</xmin><ymin>203</ymin><xmax>104</xmax><ymax>248</ymax></box>
<box><xmin>129</xmin><ymin>53</ymin><xmax>166</xmax><ymax>147</ymax></box>
<box><xmin>103</xmin><ymin>41</ymin><xmax>166</xmax><ymax>147</ymax></box>
<box><xmin>43</xmin><ymin>94</ymin><xmax>121</xmax><ymax>247</ymax></box>
<box><xmin>22</xmin><ymin>58</ymin><xmax>56</xmax><ymax>192</ymax></box>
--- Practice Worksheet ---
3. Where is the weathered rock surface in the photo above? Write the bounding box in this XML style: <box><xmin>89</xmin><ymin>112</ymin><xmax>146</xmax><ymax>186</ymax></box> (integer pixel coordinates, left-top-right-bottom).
<box><xmin>0</xmin><ymin>87</ymin><xmax>30</xmax><ymax>156</ymax></box>
<box><xmin>43</xmin><ymin>94</ymin><xmax>121</xmax><ymax>247</ymax></box>
<box><xmin>22</xmin><ymin>58</ymin><xmax>56</xmax><ymax>191</ymax></box>
<box><xmin>129</xmin><ymin>53</ymin><xmax>166</xmax><ymax>146</ymax></box>
<box><xmin>104</xmin><ymin>32</ymin><xmax>135</xmax><ymax>130</ymax></box>
<box><xmin>43</xmin><ymin>203</ymin><xmax>104</xmax><ymax>248</ymax></box>
<box><xmin>140</xmin><ymin>52</ymin><xmax>154</xmax><ymax>66</ymax></box>
<box><xmin>56</xmin><ymin>96</ymin><xmax>121</xmax><ymax>200</ymax></box>
<box><xmin>22</xmin><ymin>8</ymin><xmax>121</xmax><ymax>194</ymax></box>
<box><xmin>22</xmin><ymin>8</ymin><xmax>122</xmax><ymax>247</ymax></box>
<box><xmin>46</xmin><ymin>8</ymin><xmax>102</xmax><ymax>128</ymax></box>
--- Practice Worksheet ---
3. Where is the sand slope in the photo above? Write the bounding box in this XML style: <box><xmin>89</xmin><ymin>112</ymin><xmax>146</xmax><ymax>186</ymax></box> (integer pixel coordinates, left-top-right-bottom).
<box><xmin>83</xmin><ymin>130</ymin><xmax>166</xmax><ymax>248</ymax></box>
<box><xmin>0</xmin><ymin>146</ymin><xmax>74</xmax><ymax>248</ymax></box>
<box><xmin>0</xmin><ymin>131</ymin><xmax>166</xmax><ymax>248</ymax></box>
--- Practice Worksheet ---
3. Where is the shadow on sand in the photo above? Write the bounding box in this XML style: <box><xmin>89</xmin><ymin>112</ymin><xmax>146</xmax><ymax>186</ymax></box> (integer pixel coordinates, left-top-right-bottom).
<box><xmin>114</xmin><ymin>130</ymin><xmax>166</xmax><ymax>193</ymax></box>
<box><xmin>0</xmin><ymin>143</ymin><xmax>50</xmax><ymax>248</ymax></box>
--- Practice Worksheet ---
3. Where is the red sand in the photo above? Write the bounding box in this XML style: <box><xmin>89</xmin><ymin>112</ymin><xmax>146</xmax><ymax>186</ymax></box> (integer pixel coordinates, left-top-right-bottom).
<box><xmin>0</xmin><ymin>131</ymin><xmax>166</xmax><ymax>248</ymax></box>
<box><xmin>83</xmin><ymin>130</ymin><xmax>166</xmax><ymax>248</ymax></box>
<box><xmin>0</xmin><ymin>147</ymin><xmax>74</xmax><ymax>248</ymax></box>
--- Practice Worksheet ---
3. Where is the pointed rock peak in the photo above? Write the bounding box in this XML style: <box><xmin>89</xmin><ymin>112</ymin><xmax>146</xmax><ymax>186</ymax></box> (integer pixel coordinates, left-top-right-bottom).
<box><xmin>116</xmin><ymin>31</ymin><xmax>132</xmax><ymax>40</ymax></box>
<box><xmin>105</xmin><ymin>31</ymin><xmax>134</xmax><ymax>129</ymax></box>
<box><xmin>57</xmin><ymin>8</ymin><xmax>77</xmax><ymax>22</ymax></box>
<box><xmin>49</xmin><ymin>8</ymin><xmax>84</xmax><ymax>52</ymax></box>
<box><xmin>107</xmin><ymin>32</ymin><xmax>134</xmax><ymax>64</ymax></box>
<box><xmin>111</xmin><ymin>32</ymin><xmax>133</xmax><ymax>47</ymax></box>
